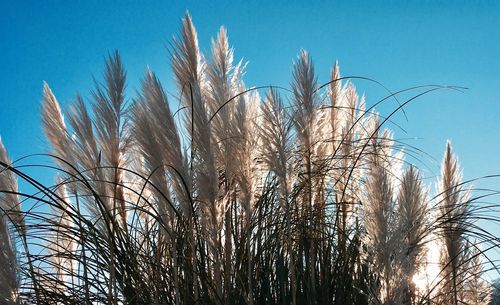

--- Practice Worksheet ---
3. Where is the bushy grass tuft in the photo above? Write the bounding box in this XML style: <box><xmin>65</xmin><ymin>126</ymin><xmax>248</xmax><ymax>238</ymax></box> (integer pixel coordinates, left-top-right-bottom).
<box><xmin>0</xmin><ymin>12</ymin><xmax>498</xmax><ymax>305</ymax></box>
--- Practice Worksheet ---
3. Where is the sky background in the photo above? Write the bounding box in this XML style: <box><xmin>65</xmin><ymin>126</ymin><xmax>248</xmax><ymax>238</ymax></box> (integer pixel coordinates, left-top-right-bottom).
<box><xmin>1</xmin><ymin>0</ymin><xmax>500</xmax><ymax>276</ymax></box>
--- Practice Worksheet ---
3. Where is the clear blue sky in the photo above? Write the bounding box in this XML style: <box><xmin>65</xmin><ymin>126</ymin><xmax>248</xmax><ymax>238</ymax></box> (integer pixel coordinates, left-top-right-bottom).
<box><xmin>2</xmin><ymin>0</ymin><xmax>500</xmax><ymax>273</ymax></box>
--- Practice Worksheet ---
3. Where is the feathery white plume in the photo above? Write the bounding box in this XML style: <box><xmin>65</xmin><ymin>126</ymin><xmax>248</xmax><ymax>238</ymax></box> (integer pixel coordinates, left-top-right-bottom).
<box><xmin>91</xmin><ymin>51</ymin><xmax>130</xmax><ymax>226</ymax></box>
<box><xmin>0</xmin><ymin>138</ymin><xmax>20</xmax><ymax>304</ymax></box>
<box><xmin>437</xmin><ymin>141</ymin><xmax>470</xmax><ymax>305</ymax></box>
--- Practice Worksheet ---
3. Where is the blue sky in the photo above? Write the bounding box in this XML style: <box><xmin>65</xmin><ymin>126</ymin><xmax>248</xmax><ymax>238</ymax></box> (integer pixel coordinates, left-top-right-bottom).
<box><xmin>1</xmin><ymin>1</ymin><xmax>499</xmax><ymax>177</ymax></box>
<box><xmin>2</xmin><ymin>0</ymin><xmax>500</xmax><ymax>274</ymax></box>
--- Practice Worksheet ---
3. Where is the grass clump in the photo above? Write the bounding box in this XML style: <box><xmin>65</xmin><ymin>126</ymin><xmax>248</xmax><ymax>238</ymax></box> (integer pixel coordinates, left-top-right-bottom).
<box><xmin>0</xmin><ymin>12</ymin><xmax>497</xmax><ymax>305</ymax></box>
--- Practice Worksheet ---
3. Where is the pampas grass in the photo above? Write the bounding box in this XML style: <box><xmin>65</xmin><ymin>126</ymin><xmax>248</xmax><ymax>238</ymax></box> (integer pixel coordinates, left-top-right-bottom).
<box><xmin>0</xmin><ymin>12</ymin><xmax>499</xmax><ymax>305</ymax></box>
<box><xmin>0</xmin><ymin>138</ymin><xmax>21</xmax><ymax>304</ymax></box>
